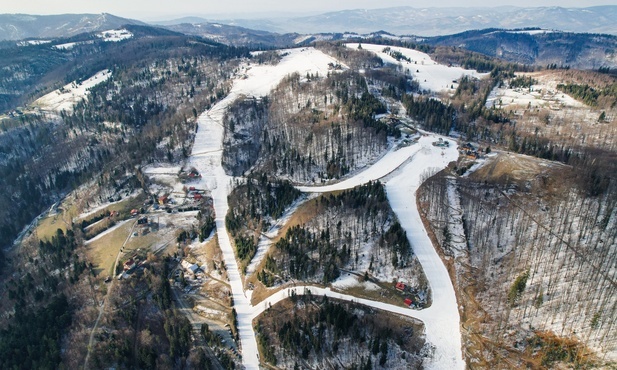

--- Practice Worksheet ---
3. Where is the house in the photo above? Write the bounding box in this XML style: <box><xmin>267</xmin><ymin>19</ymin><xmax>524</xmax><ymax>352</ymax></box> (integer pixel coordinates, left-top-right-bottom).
<box><xmin>461</xmin><ymin>142</ymin><xmax>476</xmax><ymax>151</ymax></box>
<box><xmin>123</xmin><ymin>258</ymin><xmax>135</xmax><ymax>272</ymax></box>
<box><xmin>188</xmin><ymin>264</ymin><xmax>200</xmax><ymax>274</ymax></box>
<box><xmin>158</xmin><ymin>195</ymin><xmax>169</xmax><ymax>205</ymax></box>
<box><xmin>465</xmin><ymin>150</ymin><xmax>479</xmax><ymax>159</ymax></box>
<box><xmin>181</xmin><ymin>260</ymin><xmax>201</xmax><ymax>275</ymax></box>
<box><xmin>188</xmin><ymin>169</ymin><xmax>201</xmax><ymax>178</ymax></box>
<box><xmin>404</xmin><ymin>298</ymin><xmax>413</xmax><ymax>307</ymax></box>
<box><xmin>395</xmin><ymin>282</ymin><xmax>406</xmax><ymax>291</ymax></box>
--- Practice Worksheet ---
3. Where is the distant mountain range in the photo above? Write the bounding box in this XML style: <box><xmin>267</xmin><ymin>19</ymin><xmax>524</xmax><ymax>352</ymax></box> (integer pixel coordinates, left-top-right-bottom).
<box><xmin>1</xmin><ymin>9</ymin><xmax>616</xmax><ymax>71</ymax></box>
<box><xmin>1</xmin><ymin>6</ymin><xmax>616</xmax><ymax>43</ymax></box>
<box><xmin>424</xmin><ymin>29</ymin><xmax>617</xmax><ymax>70</ymax></box>
<box><xmin>159</xmin><ymin>6</ymin><xmax>617</xmax><ymax>36</ymax></box>
<box><xmin>0</xmin><ymin>13</ymin><xmax>145</xmax><ymax>40</ymax></box>
<box><xmin>162</xmin><ymin>22</ymin><xmax>300</xmax><ymax>47</ymax></box>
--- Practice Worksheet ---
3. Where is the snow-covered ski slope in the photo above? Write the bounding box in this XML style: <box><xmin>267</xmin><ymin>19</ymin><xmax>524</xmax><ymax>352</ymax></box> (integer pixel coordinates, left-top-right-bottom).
<box><xmin>189</xmin><ymin>47</ymin><xmax>347</xmax><ymax>370</ymax></box>
<box><xmin>189</xmin><ymin>47</ymin><xmax>464</xmax><ymax>369</ymax></box>
<box><xmin>33</xmin><ymin>69</ymin><xmax>111</xmax><ymax>112</ymax></box>
<box><xmin>385</xmin><ymin>139</ymin><xmax>464</xmax><ymax>370</ymax></box>
<box><xmin>347</xmin><ymin>43</ymin><xmax>487</xmax><ymax>93</ymax></box>
<box><xmin>292</xmin><ymin>136</ymin><xmax>464</xmax><ymax>370</ymax></box>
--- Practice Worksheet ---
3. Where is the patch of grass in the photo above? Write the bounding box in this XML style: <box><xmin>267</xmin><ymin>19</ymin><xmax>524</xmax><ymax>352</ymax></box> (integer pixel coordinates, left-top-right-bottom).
<box><xmin>86</xmin><ymin>221</ymin><xmax>134</xmax><ymax>276</ymax></box>
<box><xmin>125</xmin><ymin>230</ymin><xmax>161</xmax><ymax>252</ymax></box>
<box><xmin>471</xmin><ymin>153</ymin><xmax>545</xmax><ymax>185</ymax></box>
<box><xmin>34</xmin><ymin>200</ymin><xmax>81</xmax><ymax>241</ymax></box>
<box><xmin>35</xmin><ymin>214</ymin><xmax>67</xmax><ymax>241</ymax></box>
<box><xmin>269</xmin><ymin>196</ymin><xmax>323</xmax><ymax>245</ymax></box>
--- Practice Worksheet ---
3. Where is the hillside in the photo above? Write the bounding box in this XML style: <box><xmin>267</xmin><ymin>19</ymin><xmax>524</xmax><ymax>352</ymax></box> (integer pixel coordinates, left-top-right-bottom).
<box><xmin>425</xmin><ymin>29</ymin><xmax>617</xmax><ymax>70</ymax></box>
<box><xmin>161</xmin><ymin>22</ymin><xmax>299</xmax><ymax>48</ymax></box>
<box><xmin>0</xmin><ymin>11</ymin><xmax>615</xmax><ymax>370</ymax></box>
<box><xmin>418</xmin><ymin>153</ymin><xmax>617</xmax><ymax>367</ymax></box>
<box><xmin>0</xmin><ymin>13</ymin><xmax>145</xmax><ymax>40</ymax></box>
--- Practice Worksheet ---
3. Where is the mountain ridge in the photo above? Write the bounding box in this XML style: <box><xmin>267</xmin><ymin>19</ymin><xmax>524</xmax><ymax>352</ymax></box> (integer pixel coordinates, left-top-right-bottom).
<box><xmin>0</xmin><ymin>13</ymin><xmax>145</xmax><ymax>40</ymax></box>
<box><xmin>156</xmin><ymin>6</ymin><xmax>617</xmax><ymax>36</ymax></box>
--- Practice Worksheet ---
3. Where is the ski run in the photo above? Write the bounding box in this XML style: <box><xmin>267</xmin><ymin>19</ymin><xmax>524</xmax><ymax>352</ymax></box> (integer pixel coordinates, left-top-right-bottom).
<box><xmin>189</xmin><ymin>46</ymin><xmax>465</xmax><ymax>369</ymax></box>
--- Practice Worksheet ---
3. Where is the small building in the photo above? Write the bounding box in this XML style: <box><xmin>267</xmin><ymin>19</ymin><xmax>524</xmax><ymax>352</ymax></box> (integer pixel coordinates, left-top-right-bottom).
<box><xmin>188</xmin><ymin>169</ymin><xmax>201</xmax><ymax>178</ymax></box>
<box><xmin>461</xmin><ymin>143</ymin><xmax>476</xmax><ymax>151</ymax></box>
<box><xmin>137</xmin><ymin>217</ymin><xmax>148</xmax><ymax>225</ymax></box>
<box><xmin>404</xmin><ymin>298</ymin><xmax>413</xmax><ymax>307</ymax></box>
<box><xmin>188</xmin><ymin>264</ymin><xmax>200</xmax><ymax>274</ymax></box>
<box><xmin>189</xmin><ymin>186</ymin><xmax>196</xmax><ymax>191</ymax></box>
<box><xmin>158</xmin><ymin>195</ymin><xmax>169</xmax><ymax>205</ymax></box>
<box><xmin>395</xmin><ymin>282</ymin><xmax>406</xmax><ymax>291</ymax></box>
<box><xmin>464</xmin><ymin>150</ymin><xmax>479</xmax><ymax>159</ymax></box>
<box><xmin>193</xmin><ymin>193</ymin><xmax>203</xmax><ymax>201</ymax></box>
<box><xmin>124</xmin><ymin>258</ymin><xmax>135</xmax><ymax>272</ymax></box>
<box><xmin>432</xmin><ymin>138</ymin><xmax>450</xmax><ymax>148</ymax></box>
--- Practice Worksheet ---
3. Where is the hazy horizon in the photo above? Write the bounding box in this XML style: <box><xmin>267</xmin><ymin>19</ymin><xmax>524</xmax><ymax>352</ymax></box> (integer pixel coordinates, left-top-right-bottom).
<box><xmin>2</xmin><ymin>0</ymin><xmax>616</xmax><ymax>21</ymax></box>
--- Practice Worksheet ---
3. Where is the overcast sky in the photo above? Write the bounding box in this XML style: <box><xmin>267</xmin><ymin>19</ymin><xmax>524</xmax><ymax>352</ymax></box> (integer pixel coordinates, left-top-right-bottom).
<box><xmin>2</xmin><ymin>0</ymin><xmax>616</xmax><ymax>20</ymax></box>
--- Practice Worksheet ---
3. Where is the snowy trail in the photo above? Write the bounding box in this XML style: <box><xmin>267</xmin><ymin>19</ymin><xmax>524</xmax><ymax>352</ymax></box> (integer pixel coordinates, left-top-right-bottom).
<box><xmin>190</xmin><ymin>93</ymin><xmax>262</xmax><ymax>369</ymax></box>
<box><xmin>296</xmin><ymin>141</ymin><xmax>424</xmax><ymax>193</ymax></box>
<box><xmin>189</xmin><ymin>46</ymin><xmax>463</xmax><ymax>369</ymax></box>
<box><xmin>385</xmin><ymin>141</ymin><xmax>464</xmax><ymax>370</ymax></box>
<box><xmin>189</xmin><ymin>47</ymin><xmax>346</xmax><ymax>370</ymax></box>
<box><xmin>245</xmin><ymin>196</ymin><xmax>311</xmax><ymax>277</ymax></box>
<box><xmin>293</xmin><ymin>136</ymin><xmax>464</xmax><ymax>370</ymax></box>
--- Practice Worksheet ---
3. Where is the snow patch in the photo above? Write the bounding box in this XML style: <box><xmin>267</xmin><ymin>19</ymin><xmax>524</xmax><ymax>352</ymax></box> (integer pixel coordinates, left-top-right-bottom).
<box><xmin>97</xmin><ymin>29</ymin><xmax>133</xmax><ymax>42</ymax></box>
<box><xmin>33</xmin><ymin>70</ymin><xmax>111</xmax><ymax>113</ymax></box>
<box><xmin>16</xmin><ymin>39</ymin><xmax>51</xmax><ymax>46</ymax></box>
<box><xmin>332</xmin><ymin>272</ymin><xmax>381</xmax><ymax>291</ymax></box>
<box><xmin>347</xmin><ymin>43</ymin><xmax>488</xmax><ymax>94</ymax></box>
<box><xmin>485</xmin><ymin>77</ymin><xmax>585</xmax><ymax>110</ymax></box>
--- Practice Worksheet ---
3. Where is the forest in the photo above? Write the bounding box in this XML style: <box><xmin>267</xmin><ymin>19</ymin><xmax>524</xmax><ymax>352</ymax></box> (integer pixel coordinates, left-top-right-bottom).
<box><xmin>255</xmin><ymin>294</ymin><xmax>425</xmax><ymax>369</ymax></box>
<box><xmin>0</xmin><ymin>28</ymin><xmax>246</xmax><ymax>271</ymax></box>
<box><xmin>226</xmin><ymin>176</ymin><xmax>301</xmax><ymax>271</ymax></box>
<box><xmin>0</xmin><ymin>27</ymin><xmax>250</xmax><ymax>369</ymax></box>
<box><xmin>257</xmin><ymin>181</ymin><xmax>429</xmax><ymax>303</ymax></box>
<box><xmin>222</xmin><ymin>70</ymin><xmax>398</xmax><ymax>184</ymax></box>
<box><xmin>417</xmin><ymin>159</ymin><xmax>617</xmax><ymax>367</ymax></box>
